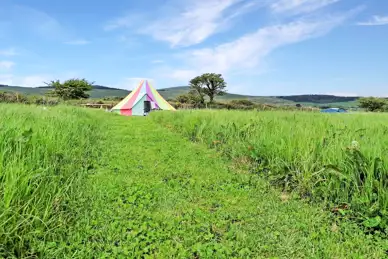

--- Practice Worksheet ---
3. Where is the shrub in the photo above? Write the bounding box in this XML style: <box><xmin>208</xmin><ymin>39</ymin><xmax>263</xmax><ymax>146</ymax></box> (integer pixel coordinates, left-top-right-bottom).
<box><xmin>358</xmin><ymin>97</ymin><xmax>387</xmax><ymax>112</ymax></box>
<box><xmin>0</xmin><ymin>92</ymin><xmax>28</xmax><ymax>103</ymax></box>
<box><xmin>46</xmin><ymin>78</ymin><xmax>93</xmax><ymax>100</ymax></box>
<box><xmin>229</xmin><ymin>99</ymin><xmax>256</xmax><ymax>106</ymax></box>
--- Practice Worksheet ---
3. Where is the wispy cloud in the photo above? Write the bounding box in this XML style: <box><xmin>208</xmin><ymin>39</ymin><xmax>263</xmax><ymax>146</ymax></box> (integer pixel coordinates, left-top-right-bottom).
<box><xmin>0</xmin><ymin>72</ymin><xmax>81</xmax><ymax>87</ymax></box>
<box><xmin>151</xmin><ymin>60</ymin><xmax>164</xmax><ymax>64</ymax></box>
<box><xmin>164</xmin><ymin>8</ymin><xmax>359</xmax><ymax>81</ymax></box>
<box><xmin>105</xmin><ymin>0</ymin><xmax>262</xmax><ymax>47</ymax></box>
<box><xmin>357</xmin><ymin>15</ymin><xmax>388</xmax><ymax>26</ymax></box>
<box><xmin>104</xmin><ymin>13</ymin><xmax>145</xmax><ymax>31</ymax></box>
<box><xmin>64</xmin><ymin>39</ymin><xmax>91</xmax><ymax>45</ymax></box>
<box><xmin>270</xmin><ymin>0</ymin><xmax>340</xmax><ymax>15</ymax></box>
<box><xmin>168</xmin><ymin>69</ymin><xmax>198</xmax><ymax>81</ymax></box>
<box><xmin>0</xmin><ymin>48</ymin><xmax>18</xmax><ymax>56</ymax></box>
<box><xmin>143</xmin><ymin>0</ymin><xmax>261</xmax><ymax>47</ymax></box>
<box><xmin>0</xmin><ymin>61</ymin><xmax>15</xmax><ymax>70</ymax></box>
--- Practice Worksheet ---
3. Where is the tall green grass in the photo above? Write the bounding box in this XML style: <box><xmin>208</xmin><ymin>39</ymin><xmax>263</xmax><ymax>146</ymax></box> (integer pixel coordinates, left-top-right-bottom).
<box><xmin>0</xmin><ymin>104</ymin><xmax>101</xmax><ymax>257</ymax></box>
<box><xmin>151</xmin><ymin>110</ymin><xmax>388</xmax><ymax>232</ymax></box>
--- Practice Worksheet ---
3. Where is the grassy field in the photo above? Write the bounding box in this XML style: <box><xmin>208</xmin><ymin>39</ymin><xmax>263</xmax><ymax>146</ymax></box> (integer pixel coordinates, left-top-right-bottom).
<box><xmin>151</xmin><ymin>110</ymin><xmax>388</xmax><ymax>232</ymax></box>
<box><xmin>1</xmin><ymin>105</ymin><xmax>387</xmax><ymax>258</ymax></box>
<box><xmin>0</xmin><ymin>105</ymin><xmax>101</xmax><ymax>257</ymax></box>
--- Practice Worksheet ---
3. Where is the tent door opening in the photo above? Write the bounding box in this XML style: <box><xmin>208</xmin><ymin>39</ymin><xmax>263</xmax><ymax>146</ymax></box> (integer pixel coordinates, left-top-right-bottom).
<box><xmin>144</xmin><ymin>101</ymin><xmax>151</xmax><ymax>114</ymax></box>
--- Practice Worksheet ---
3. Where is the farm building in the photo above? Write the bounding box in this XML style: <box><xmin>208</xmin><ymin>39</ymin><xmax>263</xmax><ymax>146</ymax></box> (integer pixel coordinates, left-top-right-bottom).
<box><xmin>111</xmin><ymin>79</ymin><xmax>176</xmax><ymax>116</ymax></box>
<box><xmin>320</xmin><ymin>108</ymin><xmax>347</xmax><ymax>113</ymax></box>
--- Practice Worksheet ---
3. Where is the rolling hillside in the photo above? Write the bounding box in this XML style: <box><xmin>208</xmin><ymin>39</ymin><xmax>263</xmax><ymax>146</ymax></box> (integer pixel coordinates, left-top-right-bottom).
<box><xmin>0</xmin><ymin>84</ymin><xmax>360</xmax><ymax>107</ymax></box>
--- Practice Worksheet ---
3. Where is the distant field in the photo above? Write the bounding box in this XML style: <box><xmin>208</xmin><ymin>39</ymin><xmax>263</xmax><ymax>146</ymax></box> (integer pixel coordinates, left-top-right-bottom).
<box><xmin>0</xmin><ymin>84</ymin><xmax>360</xmax><ymax>107</ymax></box>
<box><xmin>296</xmin><ymin>101</ymin><xmax>360</xmax><ymax>108</ymax></box>
<box><xmin>1</xmin><ymin>105</ymin><xmax>385</xmax><ymax>258</ymax></box>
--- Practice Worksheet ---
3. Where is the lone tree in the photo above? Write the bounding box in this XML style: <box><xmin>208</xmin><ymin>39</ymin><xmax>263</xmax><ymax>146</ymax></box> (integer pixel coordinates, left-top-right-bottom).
<box><xmin>358</xmin><ymin>97</ymin><xmax>387</xmax><ymax>112</ymax></box>
<box><xmin>46</xmin><ymin>78</ymin><xmax>93</xmax><ymax>100</ymax></box>
<box><xmin>187</xmin><ymin>78</ymin><xmax>206</xmax><ymax>106</ymax></box>
<box><xmin>189</xmin><ymin>73</ymin><xmax>227</xmax><ymax>103</ymax></box>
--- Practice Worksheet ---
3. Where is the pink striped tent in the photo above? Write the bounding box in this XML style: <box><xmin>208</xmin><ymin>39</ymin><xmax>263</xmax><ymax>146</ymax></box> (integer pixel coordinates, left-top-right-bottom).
<box><xmin>110</xmin><ymin>80</ymin><xmax>176</xmax><ymax>116</ymax></box>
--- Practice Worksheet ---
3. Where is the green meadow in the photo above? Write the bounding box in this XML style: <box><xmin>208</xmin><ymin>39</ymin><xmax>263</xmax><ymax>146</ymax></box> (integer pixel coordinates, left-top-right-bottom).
<box><xmin>1</xmin><ymin>104</ymin><xmax>387</xmax><ymax>258</ymax></box>
<box><xmin>152</xmin><ymin>110</ymin><xmax>388</xmax><ymax>229</ymax></box>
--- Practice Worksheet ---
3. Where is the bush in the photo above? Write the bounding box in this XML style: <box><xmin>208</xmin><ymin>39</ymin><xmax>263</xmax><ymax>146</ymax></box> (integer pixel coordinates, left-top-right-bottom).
<box><xmin>30</xmin><ymin>96</ymin><xmax>59</xmax><ymax>106</ymax></box>
<box><xmin>0</xmin><ymin>92</ymin><xmax>28</xmax><ymax>103</ymax></box>
<box><xmin>175</xmin><ymin>94</ymin><xmax>191</xmax><ymax>104</ymax></box>
<box><xmin>229</xmin><ymin>99</ymin><xmax>256</xmax><ymax>106</ymax></box>
<box><xmin>103</xmin><ymin>96</ymin><xmax>123</xmax><ymax>101</ymax></box>
<box><xmin>0</xmin><ymin>92</ymin><xmax>60</xmax><ymax>106</ymax></box>
<box><xmin>46</xmin><ymin>78</ymin><xmax>93</xmax><ymax>100</ymax></box>
<box><xmin>174</xmin><ymin>93</ymin><xmax>205</xmax><ymax>108</ymax></box>
<box><xmin>358</xmin><ymin>97</ymin><xmax>387</xmax><ymax>112</ymax></box>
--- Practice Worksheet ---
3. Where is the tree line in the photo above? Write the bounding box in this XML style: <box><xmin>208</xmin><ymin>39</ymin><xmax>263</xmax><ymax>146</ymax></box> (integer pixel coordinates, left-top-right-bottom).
<box><xmin>358</xmin><ymin>97</ymin><xmax>388</xmax><ymax>112</ymax></box>
<box><xmin>44</xmin><ymin>73</ymin><xmax>228</xmax><ymax>105</ymax></box>
<box><xmin>5</xmin><ymin>74</ymin><xmax>388</xmax><ymax>113</ymax></box>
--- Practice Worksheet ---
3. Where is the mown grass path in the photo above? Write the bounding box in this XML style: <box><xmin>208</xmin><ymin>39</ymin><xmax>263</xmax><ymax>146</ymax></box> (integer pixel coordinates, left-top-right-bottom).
<box><xmin>60</xmin><ymin>112</ymin><xmax>385</xmax><ymax>258</ymax></box>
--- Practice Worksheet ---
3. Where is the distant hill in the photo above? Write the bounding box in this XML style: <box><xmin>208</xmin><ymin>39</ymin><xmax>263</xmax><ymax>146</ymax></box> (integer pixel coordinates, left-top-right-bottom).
<box><xmin>278</xmin><ymin>95</ymin><xmax>359</xmax><ymax>103</ymax></box>
<box><xmin>0</xmin><ymin>84</ymin><xmax>361</xmax><ymax>107</ymax></box>
<box><xmin>0</xmin><ymin>84</ymin><xmax>130</xmax><ymax>98</ymax></box>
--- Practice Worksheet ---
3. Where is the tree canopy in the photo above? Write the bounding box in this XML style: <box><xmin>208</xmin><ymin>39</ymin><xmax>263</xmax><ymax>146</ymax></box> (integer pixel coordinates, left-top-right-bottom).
<box><xmin>46</xmin><ymin>78</ymin><xmax>93</xmax><ymax>100</ymax></box>
<box><xmin>358</xmin><ymin>97</ymin><xmax>387</xmax><ymax>112</ymax></box>
<box><xmin>189</xmin><ymin>73</ymin><xmax>227</xmax><ymax>103</ymax></box>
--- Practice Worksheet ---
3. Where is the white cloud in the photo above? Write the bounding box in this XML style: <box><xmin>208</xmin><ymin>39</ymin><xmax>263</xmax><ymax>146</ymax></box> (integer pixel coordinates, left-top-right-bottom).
<box><xmin>143</xmin><ymin>0</ymin><xmax>254</xmax><ymax>47</ymax></box>
<box><xmin>0</xmin><ymin>48</ymin><xmax>18</xmax><ymax>56</ymax></box>
<box><xmin>270</xmin><ymin>0</ymin><xmax>340</xmax><ymax>15</ymax></box>
<box><xmin>151</xmin><ymin>60</ymin><xmax>164</xmax><ymax>64</ymax></box>
<box><xmin>0</xmin><ymin>74</ymin><xmax>52</xmax><ymax>87</ymax></box>
<box><xmin>168</xmin><ymin>69</ymin><xmax>198</xmax><ymax>81</ymax></box>
<box><xmin>64</xmin><ymin>39</ymin><xmax>91</xmax><ymax>45</ymax></box>
<box><xmin>170</xmin><ymin>10</ymin><xmax>357</xmax><ymax>80</ymax></box>
<box><xmin>18</xmin><ymin>75</ymin><xmax>51</xmax><ymax>87</ymax></box>
<box><xmin>105</xmin><ymin>0</ymin><xmax>262</xmax><ymax>47</ymax></box>
<box><xmin>357</xmin><ymin>15</ymin><xmax>388</xmax><ymax>26</ymax></box>
<box><xmin>0</xmin><ymin>72</ymin><xmax>84</xmax><ymax>87</ymax></box>
<box><xmin>0</xmin><ymin>61</ymin><xmax>15</xmax><ymax>70</ymax></box>
<box><xmin>112</xmin><ymin>77</ymin><xmax>156</xmax><ymax>90</ymax></box>
<box><xmin>0</xmin><ymin>74</ymin><xmax>13</xmax><ymax>85</ymax></box>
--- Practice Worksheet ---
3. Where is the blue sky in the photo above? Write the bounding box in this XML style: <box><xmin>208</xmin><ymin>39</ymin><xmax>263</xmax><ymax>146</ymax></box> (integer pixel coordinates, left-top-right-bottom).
<box><xmin>0</xmin><ymin>0</ymin><xmax>387</xmax><ymax>96</ymax></box>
